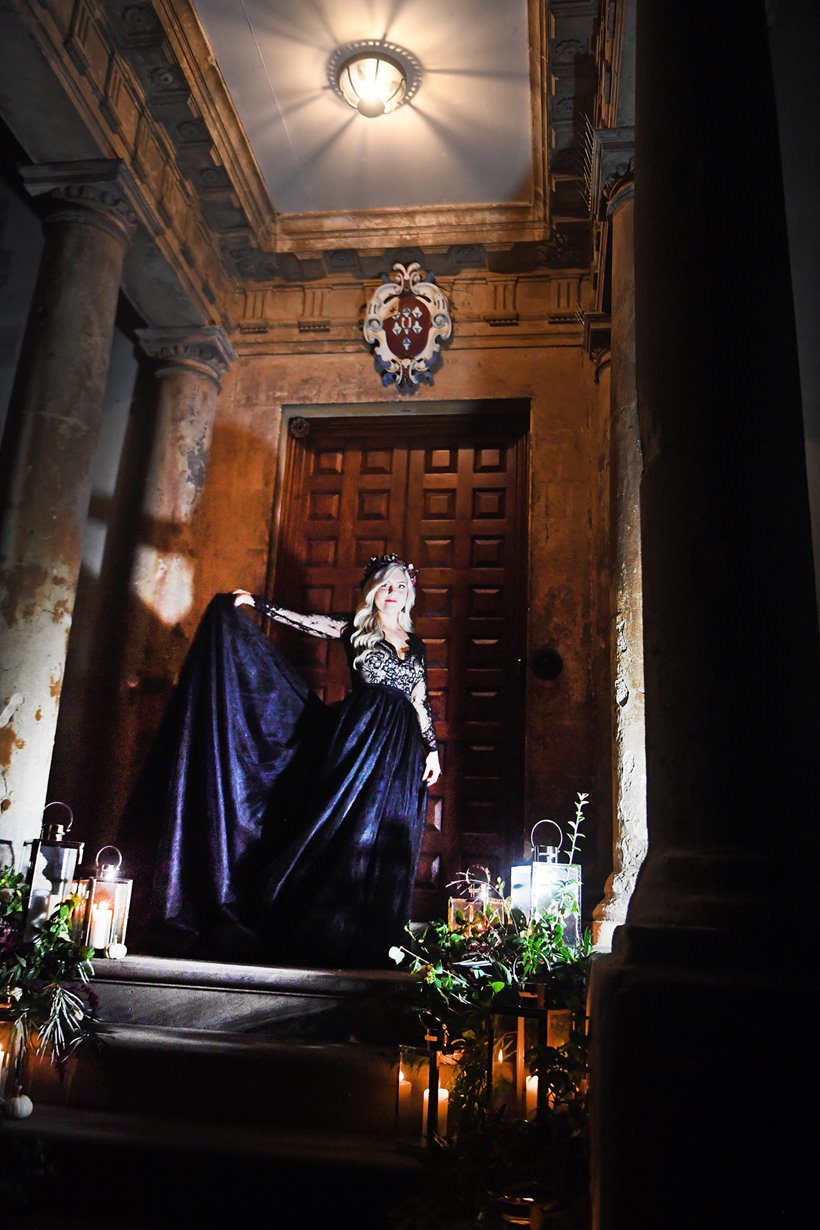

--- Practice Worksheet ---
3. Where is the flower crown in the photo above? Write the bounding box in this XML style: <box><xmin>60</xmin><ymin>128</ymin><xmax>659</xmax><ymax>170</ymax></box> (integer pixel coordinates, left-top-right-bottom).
<box><xmin>362</xmin><ymin>552</ymin><xmax>418</xmax><ymax>586</ymax></box>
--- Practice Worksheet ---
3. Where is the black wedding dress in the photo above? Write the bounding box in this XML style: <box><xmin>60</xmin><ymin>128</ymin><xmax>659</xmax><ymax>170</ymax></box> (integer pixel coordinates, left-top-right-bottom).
<box><xmin>119</xmin><ymin>593</ymin><xmax>433</xmax><ymax>969</ymax></box>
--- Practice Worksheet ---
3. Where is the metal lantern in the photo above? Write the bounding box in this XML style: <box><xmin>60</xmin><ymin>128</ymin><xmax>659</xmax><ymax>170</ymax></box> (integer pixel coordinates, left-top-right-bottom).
<box><xmin>510</xmin><ymin>819</ymin><xmax>582</xmax><ymax>945</ymax></box>
<box><xmin>21</xmin><ymin>801</ymin><xmax>84</xmax><ymax>940</ymax></box>
<box><xmin>74</xmin><ymin>846</ymin><xmax>132</xmax><ymax>957</ymax></box>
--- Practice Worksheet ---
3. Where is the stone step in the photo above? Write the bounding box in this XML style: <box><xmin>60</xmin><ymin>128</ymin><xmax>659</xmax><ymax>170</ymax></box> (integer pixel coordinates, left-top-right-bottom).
<box><xmin>23</xmin><ymin>955</ymin><xmax>424</xmax><ymax>1141</ymax></box>
<box><xmin>89</xmin><ymin>954</ymin><xmax>418</xmax><ymax>1043</ymax></box>
<box><xmin>30</xmin><ymin>1023</ymin><xmax>403</xmax><ymax>1138</ymax></box>
<box><xmin>4</xmin><ymin>957</ymin><xmax>434</xmax><ymax>1227</ymax></box>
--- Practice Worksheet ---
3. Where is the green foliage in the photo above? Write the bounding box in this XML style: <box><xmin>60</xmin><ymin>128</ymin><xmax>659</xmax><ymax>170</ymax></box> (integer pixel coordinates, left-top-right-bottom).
<box><xmin>1</xmin><ymin>865</ymin><xmax>97</xmax><ymax>1098</ymax></box>
<box><xmin>393</xmin><ymin>906</ymin><xmax>590</xmax><ymax>1017</ymax></box>
<box><xmin>388</xmin><ymin>793</ymin><xmax>593</xmax><ymax>1229</ymax></box>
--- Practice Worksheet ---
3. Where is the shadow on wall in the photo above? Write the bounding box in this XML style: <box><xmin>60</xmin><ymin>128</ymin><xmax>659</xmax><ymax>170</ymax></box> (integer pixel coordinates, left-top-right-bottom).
<box><xmin>46</xmin><ymin>417</ymin><xmax>278</xmax><ymax>916</ymax></box>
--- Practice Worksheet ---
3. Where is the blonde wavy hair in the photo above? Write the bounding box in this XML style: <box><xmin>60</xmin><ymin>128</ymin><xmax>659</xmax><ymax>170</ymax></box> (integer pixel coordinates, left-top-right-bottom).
<box><xmin>351</xmin><ymin>563</ymin><xmax>416</xmax><ymax>670</ymax></box>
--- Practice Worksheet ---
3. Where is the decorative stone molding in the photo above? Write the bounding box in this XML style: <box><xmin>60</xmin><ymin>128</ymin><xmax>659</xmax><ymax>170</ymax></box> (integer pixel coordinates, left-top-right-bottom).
<box><xmin>536</xmin><ymin>231</ymin><xmax>591</xmax><ymax>269</ymax></box>
<box><xmin>230</xmin><ymin>270</ymin><xmax>593</xmax><ymax>353</ymax></box>
<box><xmin>136</xmin><ymin>326</ymin><xmax>237</xmax><ymax>387</ymax></box>
<box><xmin>20</xmin><ymin>159</ymin><xmax>138</xmax><ymax>247</ymax></box>
<box><xmin>289</xmin><ymin>416</ymin><xmax>310</xmax><ymax>439</ymax></box>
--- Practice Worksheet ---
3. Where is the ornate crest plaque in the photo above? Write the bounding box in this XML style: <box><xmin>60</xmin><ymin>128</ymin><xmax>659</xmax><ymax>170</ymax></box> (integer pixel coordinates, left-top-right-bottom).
<box><xmin>363</xmin><ymin>262</ymin><xmax>452</xmax><ymax>390</ymax></box>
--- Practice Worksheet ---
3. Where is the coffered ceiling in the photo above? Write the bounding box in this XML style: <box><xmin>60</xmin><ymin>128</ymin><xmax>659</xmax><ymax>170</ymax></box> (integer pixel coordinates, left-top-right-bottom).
<box><xmin>0</xmin><ymin>0</ymin><xmax>600</xmax><ymax>297</ymax></box>
<box><xmin>142</xmin><ymin>0</ymin><xmax>598</xmax><ymax>282</ymax></box>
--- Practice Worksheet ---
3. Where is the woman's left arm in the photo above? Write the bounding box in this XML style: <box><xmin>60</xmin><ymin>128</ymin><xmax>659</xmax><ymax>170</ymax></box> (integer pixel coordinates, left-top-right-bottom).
<box><xmin>411</xmin><ymin>652</ymin><xmax>441</xmax><ymax>786</ymax></box>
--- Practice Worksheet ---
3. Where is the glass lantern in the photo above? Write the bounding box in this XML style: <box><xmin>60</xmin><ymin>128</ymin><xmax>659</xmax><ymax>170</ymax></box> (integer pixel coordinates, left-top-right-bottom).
<box><xmin>21</xmin><ymin>801</ymin><xmax>84</xmax><ymax>940</ymax></box>
<box><xmin>74</xmin><ymin>846</ymin><xmax>132</xmax><ymax>957</ymax></box>
<box><xmin>396</xmin><ymin>1019</ymin><xmax>457</xmax><ymax>1147</ymax></box>
<box><xmin>447</xmin><ymin>865</ymin><xmax>505</xmax><ymax>933</ymax></box>
<box><xmin>0</xmin><ymin>1015</ymin><xmax>12</xmax><ymax>1099</ymax></box>
<box><xmin>510</xmin><ymin>819</ymin><xmax>582</xmax><ymax>946</ymax></box>
<box><xmin>489</xmin><ymin>1013</ymin><xmax>521</xmax><ymax>1116</ymax></box>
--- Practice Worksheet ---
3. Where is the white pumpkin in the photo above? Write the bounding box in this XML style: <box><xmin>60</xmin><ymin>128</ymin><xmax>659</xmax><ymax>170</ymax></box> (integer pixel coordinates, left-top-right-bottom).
<box><xmin>4</xmin><ymin>1093</ymin><xmax>34</xmax><ymax>1119</ymax></box>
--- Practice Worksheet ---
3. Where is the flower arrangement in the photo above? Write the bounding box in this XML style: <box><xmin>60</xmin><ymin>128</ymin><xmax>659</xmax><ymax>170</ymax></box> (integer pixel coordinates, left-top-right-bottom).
<box><xmin>388</xmin><ymin>793</ymin><xmax>593</xmax><ymax>1229</ymax></box>
<box><xmin>0</xmin><ymin>865</ymin><xmax>98</xmax><ymax>1114</ymax></box>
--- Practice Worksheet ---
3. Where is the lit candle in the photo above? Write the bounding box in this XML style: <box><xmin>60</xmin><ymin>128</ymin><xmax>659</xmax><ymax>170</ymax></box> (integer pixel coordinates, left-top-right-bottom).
<box><xmin>398</xmin><ymin>1067</ymin><xmax>411</xmax><ymax>1110</ymax></box>
<box><xmin>493</xmin><ymin>1045</ymin><xmax>513</xmax><ymax>1090</ymax></box>
<box><xmin>395</xmin><ymin>1065</ymin><xmax>413</xmax><ymax>1137</ymax></box>
<box><xmin>526</xmin><ymin>1074</ymin><xmax>538</xmax><ymax>1118</ymax></box>
<box><xmin>89</xmin><ymin>903</ymin><xmax>113</xmax><ymax>949</ymax></box>
<box><xmin>422</xmin><ymin>1086</ymin><xmax>449</xmax><ymax>1136</ymax></box>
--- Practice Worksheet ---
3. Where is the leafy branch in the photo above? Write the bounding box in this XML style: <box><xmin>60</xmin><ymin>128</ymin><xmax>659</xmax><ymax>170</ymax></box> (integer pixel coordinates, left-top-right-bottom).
<box><xmin>565</xmin><ymin>792</ymin><xmax>589</xmax><ymax>864</ymax></box>
<box><xmin>1</xmin><ymin>866</ymin><xmax>98</xmax><ymax>1100</ymax></box>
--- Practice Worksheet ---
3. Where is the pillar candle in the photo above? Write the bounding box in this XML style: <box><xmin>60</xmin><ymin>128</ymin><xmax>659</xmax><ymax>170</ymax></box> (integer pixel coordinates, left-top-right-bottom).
<box><xmin>89</xmin><ymin>903</ymin><xmax>113</xmax><ymax>949</ymax></box>
<box><xmin>526</xmin><ymin>1074</ymin><xmax>538</xmax><ymax>1119</ymax></box>
<box><xmin>422</xmin><ymin>1087</ymin><xmax>449</xmax><ymax>1136</ymax></box>
<box><xmin>398</xmin><ymin>1069</ymin><xmax>411</xmax><ymax>1114</ymax></box>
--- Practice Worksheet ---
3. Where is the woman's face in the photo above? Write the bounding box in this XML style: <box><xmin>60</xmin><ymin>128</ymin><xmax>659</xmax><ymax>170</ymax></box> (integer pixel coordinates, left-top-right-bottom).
<box><xmin>371</xmin><ymin>567</ymin><xmax>409</xmax><ymax>617</ymax></box>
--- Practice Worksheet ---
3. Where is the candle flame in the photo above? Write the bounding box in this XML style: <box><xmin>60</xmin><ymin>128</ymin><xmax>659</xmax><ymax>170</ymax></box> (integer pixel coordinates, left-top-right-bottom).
<box><xmin>497</xmin><ymin>1047</ymin><xmax>503</xmax><ymax>1063</ymax></box>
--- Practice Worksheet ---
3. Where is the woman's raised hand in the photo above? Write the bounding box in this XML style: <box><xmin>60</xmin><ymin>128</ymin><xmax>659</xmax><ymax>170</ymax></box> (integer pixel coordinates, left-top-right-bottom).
<box><xmin>232</xmin><ymin>589</ymin><xmax>254</xmax><ymax>608</ymax></box>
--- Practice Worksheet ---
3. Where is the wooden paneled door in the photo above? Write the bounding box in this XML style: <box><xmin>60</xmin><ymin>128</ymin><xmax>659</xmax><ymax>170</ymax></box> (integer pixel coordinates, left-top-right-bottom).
<box><xmin>274</xmin><ymin>411</ymin><xmax>529</xmax><ymax>920</ymax></box>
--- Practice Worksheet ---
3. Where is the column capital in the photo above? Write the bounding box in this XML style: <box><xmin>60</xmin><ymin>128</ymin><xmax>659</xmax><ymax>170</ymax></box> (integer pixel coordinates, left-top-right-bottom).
<box><xmin>589</xmin><ymin>125</ymin><xmax>635</xmax><ymax>220</ymax></box>
<box><xmin>583</xmin><ymin>310</ymin><xmax>611</xmax><ymax>364</ymax></box>
<box><xmin>604</xmin><ymin>171</ymin><xmax>635</xmax><ymax>219</ymax></box>
<box><xmin>20</xmin><ymin>159</ymin><xmax>138</xmax><ymax>247</ymax></box>
<box><xmin>136</xmin><ymin>326</ymin><xmax>237</xmax><ymax>387</ymax></box>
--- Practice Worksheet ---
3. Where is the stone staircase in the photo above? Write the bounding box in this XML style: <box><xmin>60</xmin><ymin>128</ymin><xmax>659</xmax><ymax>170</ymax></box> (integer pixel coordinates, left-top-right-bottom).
<box><xmin>3</xmin><ymin>956</ymin><xmax>430</xmax><ymax>1229</ymax></box>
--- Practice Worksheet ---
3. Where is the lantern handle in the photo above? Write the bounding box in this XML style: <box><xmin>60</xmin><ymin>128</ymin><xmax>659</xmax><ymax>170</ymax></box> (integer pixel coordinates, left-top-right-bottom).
<box><xmin>530</xmin><ymin>818</ymin><xmax>563</xmax><ymax>854</ymax></box>
<box><xmin>95</xmin><ymin>845</ymin><xmax>123</xmax><ymax>873</ymax></box>
<box><xmin>42</xmin><ymin>800</ymin><xmax>74</xmax><ymax>832</ymax></box>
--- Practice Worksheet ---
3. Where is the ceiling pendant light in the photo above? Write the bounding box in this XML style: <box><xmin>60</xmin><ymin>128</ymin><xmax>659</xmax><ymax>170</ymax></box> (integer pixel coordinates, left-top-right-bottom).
<box><xmin>328</xmin><ymin>40</ymin><xmax>422</xmax><ymax>119</ymax></box>
<box><xmin>338</xmin><ymin>51</ymin><xmax>405</xmax><ymax>117</ymax></box>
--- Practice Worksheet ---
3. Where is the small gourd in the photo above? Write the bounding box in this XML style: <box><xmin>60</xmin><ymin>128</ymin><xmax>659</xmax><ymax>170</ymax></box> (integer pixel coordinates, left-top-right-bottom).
<box><xmin>4</xmin><ymin>1092</ymin><xmax>34</xmax><ymax>1119</ymax></box>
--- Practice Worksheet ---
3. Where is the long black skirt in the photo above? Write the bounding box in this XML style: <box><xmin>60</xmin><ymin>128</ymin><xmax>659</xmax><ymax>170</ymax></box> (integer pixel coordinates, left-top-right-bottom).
<box><xmin>119</xmin><ymin>594</ymin><xmax>427</xmax><ymax>968</ymax></box>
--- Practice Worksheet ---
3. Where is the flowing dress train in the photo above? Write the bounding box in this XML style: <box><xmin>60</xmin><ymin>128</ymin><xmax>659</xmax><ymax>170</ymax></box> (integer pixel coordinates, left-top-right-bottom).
<box><xmin>119</xmin><ymin>593</ymin><xmax>431</xmax><ymax>968</ymax></box>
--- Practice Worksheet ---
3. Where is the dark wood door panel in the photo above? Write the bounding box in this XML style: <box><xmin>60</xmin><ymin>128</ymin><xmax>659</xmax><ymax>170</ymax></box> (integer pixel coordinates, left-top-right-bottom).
<box><xmin>276</xmin><ymin>412</ymin><xmax>528</xmax><ymax>919</ymax></box>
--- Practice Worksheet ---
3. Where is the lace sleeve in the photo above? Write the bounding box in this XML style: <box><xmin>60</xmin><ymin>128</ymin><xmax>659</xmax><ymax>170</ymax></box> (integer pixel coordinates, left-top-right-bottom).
<box><xmin>253</xmin><ymin>597</ymin><xmax>348</xmax><ymax>640</ymax></box>
<box><xmin>411</xmin><ymin>648</ymin><xmax>438</xmax><ymax>752</ymax></box>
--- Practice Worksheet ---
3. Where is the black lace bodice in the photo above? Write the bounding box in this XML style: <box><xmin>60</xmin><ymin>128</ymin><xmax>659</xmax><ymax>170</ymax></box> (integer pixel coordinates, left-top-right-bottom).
<box><xmin>253</xmin><ymin>598</ymin><xmax>438</xmax><ymax>751</ymax></box>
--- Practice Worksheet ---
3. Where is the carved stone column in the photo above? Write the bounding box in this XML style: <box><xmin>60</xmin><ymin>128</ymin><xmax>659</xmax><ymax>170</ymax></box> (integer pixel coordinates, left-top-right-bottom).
<box><xmin>0</xmin><ymin>161</ymin><xmax>135</xmax><ymax>861</ymax></box>
<box><xmin>593</xmin><ymin>172</ymin><xmax>647</xmax><ymax>951</ymax></box>
<box><xmin>107</xmin><ymin>326</ymin><xmax>235</xmax><ymax>821</ymax></box>
<box><xmin>589</xmin><ymin>6</ymin><xmax>820</xmax><ymax>1228</ymax></box>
